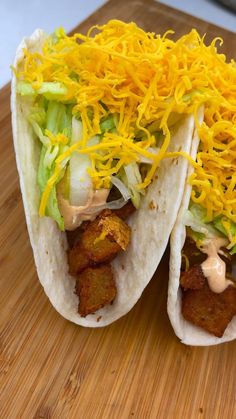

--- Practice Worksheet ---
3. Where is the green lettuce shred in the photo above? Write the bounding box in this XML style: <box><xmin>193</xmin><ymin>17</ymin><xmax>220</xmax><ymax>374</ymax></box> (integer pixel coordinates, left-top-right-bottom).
<box><xmin>28</xmin><ymin>100</ymin><xmax>73</xmax><ymax>230</ymax></box>
<box><xmin>186</xmin><ymin>202</ymin><xmax>236</xmax><ymax>254</ymax></box>
<box><xmin>184</xmin><ymin>202</ymin><xmax>220</xmax><ymax>243</ymax></box>
<box><xmin>213</xmin><ymin>216</ymin><xmax>236</xmax><ymax>254</ymax></box>
<box><xmin>100</xmin><ymin>114</ymin><xmax>116</xmax><ymax>134</ymax></box>
<box><xmin>17</xmin><ymin>81</ymin><xmax>68</xmax><ymax>100</ymax></box>
<box><xmin>37</xmin><ymin>146</ymin><xmax>64</xmax><ymax>230</ymax></box>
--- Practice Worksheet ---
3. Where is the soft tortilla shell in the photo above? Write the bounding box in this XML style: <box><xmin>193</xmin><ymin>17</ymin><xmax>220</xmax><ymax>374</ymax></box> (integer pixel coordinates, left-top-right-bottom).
<box><xmin>168</xmin><ymin>108</ymin><xmax>236</xmax><ymax>345</ymax></box>
<box><xmin>12</xmin><ymin>29</ymin><xmax>195</xmax><ymax>327</ymax></box>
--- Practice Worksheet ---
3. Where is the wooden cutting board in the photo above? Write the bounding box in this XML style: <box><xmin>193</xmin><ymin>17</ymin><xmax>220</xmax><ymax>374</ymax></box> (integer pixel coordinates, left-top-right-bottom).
<box><xmin>1</xmin><ymin>1</ymin><xmax>236</xmax><ymax>418</ymax></box>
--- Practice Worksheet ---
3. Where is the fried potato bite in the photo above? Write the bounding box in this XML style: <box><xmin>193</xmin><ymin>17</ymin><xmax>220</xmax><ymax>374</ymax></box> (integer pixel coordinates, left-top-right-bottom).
<box><xmin>67</xmin><ymin>209</ymin><xmax>131</xmax><ymax>274</ymax></box>
<box><xmin>68</xmin><ymin>245</ymin><xmax>90</xmax><ymax>275</ymax></box>
<box><xmin>180</xmin><ymin>265</ymin><xmax>206</xmax><ymax>290</ymax></box>
<box><xmin>98</xmin><ymin>209</ymin><xmax>131</xmax><ymax>251</ymax></box>
<box><xmin>182</xmin><ymin>283</ymin><xmax>236</xmax><ymax>337</ymax></box>
<box><xmin>75</xmin><ymin>264</ymin><xmax>116</xmax><ymax>316</ymax></box>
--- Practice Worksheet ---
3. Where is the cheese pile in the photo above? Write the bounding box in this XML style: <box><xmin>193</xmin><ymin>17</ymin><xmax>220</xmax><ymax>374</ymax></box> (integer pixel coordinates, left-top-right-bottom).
<box><xmin>17</xmin><ymin>20</ymin><xmax>236</xmax><ymax>233</ymax></box>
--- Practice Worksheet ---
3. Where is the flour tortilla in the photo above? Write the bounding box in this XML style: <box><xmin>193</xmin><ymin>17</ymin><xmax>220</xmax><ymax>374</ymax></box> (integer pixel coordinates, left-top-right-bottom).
<box><xmin>168</xmin><ymin>108</ymin><xmax>236</xmax><ymax>345</ymax></box>
<box><xmin>12</xmin><ymin>30</ymin><xmax>195</xmax><ymax>327</ymax></box>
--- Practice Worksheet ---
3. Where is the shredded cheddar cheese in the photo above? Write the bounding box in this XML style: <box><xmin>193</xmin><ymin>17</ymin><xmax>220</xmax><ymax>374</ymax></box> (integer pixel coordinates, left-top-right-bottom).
<box><xmin>17</xmin><ymin>20</ymin><xmax>236</xmax><ymax>245</ymax></box>
<box><xmin>44</xmin><ymin>130</ymin><xmax>69</xmax><ymax>145</ymax></box>
<box><xmin>181</xmin><ymin>253</ymin><xmax>190</xmax><ymax>272</ymax></box>
<box><xmin>94</xmin><ymin>229</ymin><xmax>108</xmax><ymax>245</ymax></box>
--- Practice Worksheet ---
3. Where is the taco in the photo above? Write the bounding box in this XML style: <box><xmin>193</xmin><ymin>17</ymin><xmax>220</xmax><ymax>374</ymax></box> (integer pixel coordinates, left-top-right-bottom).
<box><xmin>11</xmin><ymin>21</ymin><xmax>198</xmax><ymax>326</ymax></box>
<box><xmin>168</xmin><ymin>43</ymin><xmax>236</xmax><ymax>345</ymax></box>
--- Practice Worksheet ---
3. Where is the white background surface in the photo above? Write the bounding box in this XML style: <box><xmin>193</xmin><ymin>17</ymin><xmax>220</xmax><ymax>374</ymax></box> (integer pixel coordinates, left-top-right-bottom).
<box><xmin>0</xmin><ymin>0</ymin><xmax>235</xmax><ymax>88</ymax></box>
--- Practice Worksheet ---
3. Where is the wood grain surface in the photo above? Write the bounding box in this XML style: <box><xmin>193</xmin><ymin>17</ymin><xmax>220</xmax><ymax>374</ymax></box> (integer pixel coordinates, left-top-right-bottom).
<box><xmin>1</xmin><ymin>1</ymin><xmax>236</xmax><ymax>418</ymax></box>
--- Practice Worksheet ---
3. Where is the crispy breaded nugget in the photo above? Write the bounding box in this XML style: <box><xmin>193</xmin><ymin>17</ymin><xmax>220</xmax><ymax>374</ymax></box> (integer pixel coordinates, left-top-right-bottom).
<box><xmin>180</xmin><ymin>265</ymin><xmax>206</xmax><ymax>290</ymax></box>
<box><xmin>75</xmin><ymin>264</ymin><xmax>116</xmax><ymax>316</ymax></box>
<box><xmin>98</xmin><ymin>210</ymin><xmax>131</xmax><ymax>250</ymax></box>
<box><xmin>67</xmin><ymin>244</ymin><xmax>90</xmax><ymax>275</ymax></box>
<box><xmin>182</xmin><ymin>283</ymin><xmax>236</xmax><ymax>337</ymax></box>
<box><xmin>67</xmin><ymin>209</ymin><xmax>131</xmax><ymax>273</ymax></box>
<box><xmin>81</xmin><ymin>217</ymin><xmax>122</xmax><ymax>263</ymax></box>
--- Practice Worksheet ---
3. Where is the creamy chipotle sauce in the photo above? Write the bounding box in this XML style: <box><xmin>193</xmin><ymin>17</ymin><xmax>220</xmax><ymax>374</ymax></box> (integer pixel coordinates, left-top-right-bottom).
<box><xmin>201</xmin><ymin>237</ymin><xmax>234</xmax><ymax>293</ymax></box>
<box><xmin>57</xmin><ymin>188</ymin><xmax>109</xmax><ymax>230</ymax></box>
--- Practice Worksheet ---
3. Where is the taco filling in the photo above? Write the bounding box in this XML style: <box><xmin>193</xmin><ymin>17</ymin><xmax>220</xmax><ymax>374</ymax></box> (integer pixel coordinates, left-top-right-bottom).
<box><xmin>67</xmin><ymin>207</ymin><xmax>133</xmax><ymax>316</ymax></box>
<box><xmin>180</xmin><ymin>204</ymin><xmax>236</xmax><ymax>337</ymax></box>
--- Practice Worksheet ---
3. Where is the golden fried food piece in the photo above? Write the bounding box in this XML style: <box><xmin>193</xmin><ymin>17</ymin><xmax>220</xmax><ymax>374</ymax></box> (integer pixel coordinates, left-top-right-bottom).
<box><xmin>180</xmin><ymin>265</ymin><xmax>205</xmax><ymax>290</ymax></box>
<box><xmin>81</xmin><ymin>217</ymin><xmax>122</xmax><ymax>264</ymax></box>
<box><xmin>68</xmin><ymin>245</ymin><xmax>90</xmax><ymax>275</ymax></box>
<box><xmin>98</xmin><ymin>209</ymin><xmax>131</xmax><ymax>250</ymax></box>
<box><xmin>75</xmin><ymin>264</ymin><xmax>116</xmax><ymax>316</ymax></box>
<box><xmin>67</xmin><ymin>209</ymin><xmax>131</xmax><ymax>274</ymax></box>
<box><xmin>182</xmin><ymin>283</ymin><xmax>236</xmax><ymax>337</ymax></box>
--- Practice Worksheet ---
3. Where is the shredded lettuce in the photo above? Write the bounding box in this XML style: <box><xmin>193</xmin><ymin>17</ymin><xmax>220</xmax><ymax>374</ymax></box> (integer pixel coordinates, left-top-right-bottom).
<box><xmin>27</xmin><ymin>105</ymin><xmax>49</xmax><ymax>146</ymax></box>
<box><xmin>17</xmin><ymin>81</ymin><xmax>68</xmax><ymax>99</ymax></box>
<box><xmin>213</xmin><ymin>216</ymin><xmax>236</xmax><ymax>237</ymax></box>
<box><xmin>100</xmin><ymin>114</ymin><xmax>116</xmax><ymax>134</ymax></box>
<box><xmin>28</xmin><ymin>101</ymin><xmax>71</xmax><ymax>171</ymax></box>
<box><xmin>123</xmin><ymin>162</ymin><xmax>143</xmax><ymax>208</ymax></box>
<box><xmin>37</xmin><ymin>146</ymin><xmax>50</xmax><ymax>192</ymax></box>
<box><xmin>188</xmin><ymin>229</ymin><xmax>205</xmax><ymax>243</ymax></box>
<box><xmin>29</xmin><ymin>120</ymin><xmax>50</xmax><ymax>147</ymax></box>
<box><xmin>182</xmin><ymin>89</ymin><xmax>203</xmax><ymax>103</ymax></box>
<box><xmin>185</xmin><ymin>202</ymin><xmax>236</xmax><ymax>254</ymax></box>
<box><xmin>43</xmin><ymin>145</ymin><xmax>59</xmax><ymax>169</ymax></box>
<box><xmin>46</xmin><ymin>185</ymin><xmax>64</xmax><ymax>230</ymax></box>
<box><xmin>29</xmin><ymin>100</ymin><xmax>74</xmax><ymax>229</ymax></box>
<box><xmin>183</xmin><ymin>202</ymin><xmax>220</xmax><ymax>240</ymax></box>
<box><xmin>230</xmin><ymin>245</ymin><xmax>236</xmax><ymax>255</ymax></box>
<box><xmin>46</xmin><ymin>101</ymin><xmax>72</xmax><ymax>137</ymax></box>
<box><xmin>110</xmin><ymin>176</ymin><xmax>130</xmax><ymax>201</ymax></box>
<box><xmin>189</xmin><ymin>202</ymin><xmax>207</xmax><ymax>221</ymax></box>
<box><xmin>17</xmin><ymin>81</ymin><xmax>35</xmax><ymax>96</ymax></box>
<box><xmin>49</xmin><ymin>27</ymin><xmax>66</xmax><ymax>45</ymax></box>
<box><xmin>213</xmin><ymin>216</ymin><xmax>236</xmax><ymax>254</ymax></box>
<box><xmin>37</xmin><ymin>146</ymin><xmax>64</xmax><ymax>230</ymax></box>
